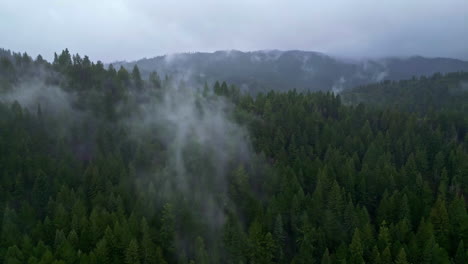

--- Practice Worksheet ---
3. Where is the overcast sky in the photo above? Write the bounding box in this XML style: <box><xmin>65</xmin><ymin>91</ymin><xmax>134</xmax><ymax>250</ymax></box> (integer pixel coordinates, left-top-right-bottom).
<box><xmin>1</xmin><ymin>0</ymin><xmax>467</xmax><ymax>62</ymax></box>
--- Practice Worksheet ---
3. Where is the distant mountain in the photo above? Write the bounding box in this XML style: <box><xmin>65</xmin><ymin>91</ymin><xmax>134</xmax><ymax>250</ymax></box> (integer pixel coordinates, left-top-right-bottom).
<box><xmin>111</xmin><ymin>50</ymin><xmax>468</xmax><ymax>93</ymax></box>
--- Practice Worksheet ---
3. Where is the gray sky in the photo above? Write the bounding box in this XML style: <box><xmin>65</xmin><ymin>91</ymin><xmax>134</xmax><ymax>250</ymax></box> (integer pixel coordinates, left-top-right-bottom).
<box><xmin>1</xmin><ymin>0</ymin><xmax>467</xmax><ymax>62</ymax></box>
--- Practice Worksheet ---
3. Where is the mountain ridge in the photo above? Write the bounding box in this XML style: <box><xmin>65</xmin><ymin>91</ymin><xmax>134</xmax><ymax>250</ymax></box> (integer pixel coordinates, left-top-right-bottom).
<box><xmin>110</xmin><ymin>50</ymin><xmax>468</xmax><ymax>93</ymax></box>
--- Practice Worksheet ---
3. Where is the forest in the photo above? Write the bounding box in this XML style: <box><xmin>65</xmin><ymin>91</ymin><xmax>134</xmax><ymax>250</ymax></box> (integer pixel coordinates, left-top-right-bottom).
<box><xmin>0</xmin><ymin>48</ymin><xmax>467</xmax><ymax>264</ymax></box>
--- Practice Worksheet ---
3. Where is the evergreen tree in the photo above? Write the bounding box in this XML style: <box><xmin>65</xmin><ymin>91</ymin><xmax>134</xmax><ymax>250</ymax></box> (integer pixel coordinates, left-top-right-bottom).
<box><xmin>132</xmin><ymin>65</ymin><xmax>143</xmax><ymax>89</ymax></box>
<box><xmin>194</xmin><ymin>236</ymin><xmax>209</xmax><ymax>264</ymax></box>
<box><xmin>394</xmin><ymin>248</ymin><xmax>409</xmax><ymax>264</ymax></box>
<box><xmin>349</xmin><ymin>229</ymin><xmax>364</xmax><ymax>264</ymax></box>
<box><xmin>125</xmin><ymin>239</ymin><xmax>141</xmax><ymax>264</ymax></box>
<box><xmin>454</xmin><ymin>240</ymin><xmax>467</xmax><ymax>264</ymax></box>
<box><xmin>320</xmin><ymin>248</ymin><xmax>331</xmax><ymax>264</ymax></box>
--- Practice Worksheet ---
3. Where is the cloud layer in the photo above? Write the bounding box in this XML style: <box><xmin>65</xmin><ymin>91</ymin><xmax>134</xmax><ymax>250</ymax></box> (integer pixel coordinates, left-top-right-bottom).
<box><xmin>1</xmin><ymin>0</ymin><xmax>467</xmax><ymax>62</ymax></box>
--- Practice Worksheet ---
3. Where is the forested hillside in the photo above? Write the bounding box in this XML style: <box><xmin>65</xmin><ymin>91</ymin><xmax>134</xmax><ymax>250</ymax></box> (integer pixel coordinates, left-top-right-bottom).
<box><xmin>0</xmin><ymin>49</ymin><xmax>467</xmax><ymax>264</ymax></box>
<box><xmin>113</xmin><ymin>50</ymin><xmax>468</xmax><ymax>93</ymax></box>
<box><xmin>342</xmin><ymin>72</ymin><xmax>468</xmax><ymax>115</ymax></box>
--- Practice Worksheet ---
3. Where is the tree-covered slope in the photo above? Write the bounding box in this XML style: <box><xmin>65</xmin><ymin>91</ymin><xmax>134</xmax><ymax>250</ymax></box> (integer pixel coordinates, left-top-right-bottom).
<box><xmin>112</xmin><ymin>50</ymin><xmax>468</xmax><ymax>93</ymax></box>
<box><xmin>0</xmin><ymin>49</ymin><xmax>467</xmax><ymax>264</ymax></box>
<box><xmin>342</xmin><ymin>71</ymin><xmax>468</xmax><ymax>115</ymax></box>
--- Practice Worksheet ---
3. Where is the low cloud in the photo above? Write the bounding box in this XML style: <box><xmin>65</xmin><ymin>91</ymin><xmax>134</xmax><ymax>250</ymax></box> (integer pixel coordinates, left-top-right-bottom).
<box><xmin>1</xmin><ymin>1</ymin><xmax>467</xmax><ymax>62</ymax></box>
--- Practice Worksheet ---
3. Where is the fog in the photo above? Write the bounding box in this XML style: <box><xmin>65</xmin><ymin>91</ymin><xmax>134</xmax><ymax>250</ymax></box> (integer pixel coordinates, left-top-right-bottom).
<box><xmin>0</xmin><ymin>80</ymin><xmax>73</xmax><ymax>116</ymax></box>
<box><xmin>126</xmin><ymin>77</ymin><xmax>253</xmax><ymax>255</ymax></box>
<box><xmin>0</xmin><ymin>67</ymin><xmax>254</xmax><ymax>258</ymax></box>
<box><xmin>1</xmin><ymin>0</ymin><xmax>467</xmax><ymax>62</ymax></box>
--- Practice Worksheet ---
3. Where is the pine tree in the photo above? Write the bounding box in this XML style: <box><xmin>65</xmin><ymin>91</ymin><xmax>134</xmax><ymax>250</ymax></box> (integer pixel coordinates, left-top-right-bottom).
<box><xmin>377</xmin><ymin>221</ymin><xmax>391</xmax><ymax>251</ymax></box>
<box><xmin>140</xmin><ymin>218</ymin><xmax>157</xmax><ymax>264</ymax></box>
<box><xmin>454</xmin><ymin>240</ymin><xmax>467</xmax><ymax>264</ymax></box>
<box><xmin>430</xmin><ymin>197</ymin><xmax>449</xmax><ymax>249</ymax></box>
<box><xmin>380</xmin><ymin>246</ymin><xmax>392</xmax><ymax>264</ymax></box>
<box><xmin>263</xmin><ymin>232</ymin><xmax>276</xmax><ymax>264</ymax></box>
<box><xmin>449</xmin><ymin>195</ymin><xmax>468</xmax><ymax>250</ymax></box>
<box><xmin>94</xmin><ymin>238</ymin><xmax>109</xmax><ymax>264</ymax></box>
<box><xmin>3</xmin><ymin>245</ymin><xmax>23</xmax><ymax>264</ymax></box>
<box><xmin>273</xmin><ymin>214</ymin><xmax>285</xmax><ymax>262</ymax></box>
<box><xmin>149</xmin><ymin>71</ymin><xmax>161</xmax><ymax>89</ymax></box>
<box><xmin>394</xmin><ymin>248</ymin><xmax>409</xmax><ymax>264</ymax></box>
<box><xmin>155</xmin><ymin>247</ymin><xmax>168</xmax><ymax>264</ymax></box>
<box><xmin>160</xmin><ymin>203</ymin><xmax>175</xmax><ymax>254</ymax></box>
<box><xmin>349</xmin><ymin>229</ymin><xmax>364</xmax><ymax>264</ymax></box>
<box><xmin>32</xmin><ymin>170</ymin><xmax>49</xmax><ymax>216</ymax></box>
<box><xmin>132</xmin><ymin>65</ymin><xmax>143</xmax><ymax>89</ymax></box>
<box><xmin>194</xmin><ymin>236</ymin><xmax>209</xmax><ymax>264</ymax></box>
<box><xmin>370</xmin><ymin>246</ymin><xmax>382</xmax><ymax>264</ymax></box>
<box><xmin>125</xmin><ymin>239</ymin><xmax>141</xmax><ymax>264</ymax></box>
<box><xmin>321</xmin><ymin>248</ymin><xmax>331</xmax><ymax>264</ymax></box>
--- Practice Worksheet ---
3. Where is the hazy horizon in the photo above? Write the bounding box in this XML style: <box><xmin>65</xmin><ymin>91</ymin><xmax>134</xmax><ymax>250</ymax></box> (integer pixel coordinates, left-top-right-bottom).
<box><xmin>3</xmin><ymin>47</ymin><xmax>468</xmax><ymax>65</ymax></box>
<box><xmin>1</xmin><ymin>0</ymin><xmax>467</xmax><ymax>62</ymax></box>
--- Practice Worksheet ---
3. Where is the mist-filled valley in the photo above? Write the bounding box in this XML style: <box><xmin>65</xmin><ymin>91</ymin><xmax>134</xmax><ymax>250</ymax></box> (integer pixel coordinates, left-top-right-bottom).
<box><xmin>0</xmin><ymin>47</ymin><xmax>467</xmax><ymax>264</ymax></box>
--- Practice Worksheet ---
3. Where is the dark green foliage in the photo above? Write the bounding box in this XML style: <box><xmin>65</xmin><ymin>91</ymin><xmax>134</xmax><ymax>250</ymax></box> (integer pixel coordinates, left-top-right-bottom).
<box><xmin>0</xmin><ymin>49</ymin><xmax>467</xmax><ymax>264</ymax></box>
<box><xmin>342</xmin><ymin>72</ymin><xmax>468</xmax><ymax>115</ymax></box>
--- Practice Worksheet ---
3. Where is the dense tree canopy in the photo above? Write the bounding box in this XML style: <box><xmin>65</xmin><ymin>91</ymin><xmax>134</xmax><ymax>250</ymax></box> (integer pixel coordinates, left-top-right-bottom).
<box><xmin>0</xmin><ymin>49</ymin><xmax>467</xmax><ymax>263</ymax></box>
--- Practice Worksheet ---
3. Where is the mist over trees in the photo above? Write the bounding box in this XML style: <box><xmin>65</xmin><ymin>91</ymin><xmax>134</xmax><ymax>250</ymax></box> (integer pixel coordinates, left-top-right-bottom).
<box><xmin>0</xmin><ymin>48</ymin><xmax>467</xmax><ymax>264</ymax></box>
<box><xmin>112</xmin><ymin>50</ymin><xmax>468</xmax><ymax>94</ymax></box>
